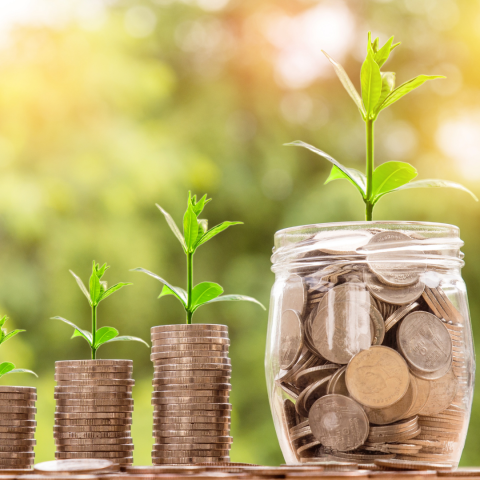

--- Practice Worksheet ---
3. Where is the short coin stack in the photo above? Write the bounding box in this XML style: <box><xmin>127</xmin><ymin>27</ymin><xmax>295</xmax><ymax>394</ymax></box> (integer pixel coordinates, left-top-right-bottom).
<box><xmin>54</xmin><ymin>360</ymin><xmax>134</xmax><ymax>466</ymax></box>
<box><xmin>0</xmin><ymin>386</ymin><xmax>36</xmax><ymax>469</ymax></box>
<box><xmin>151</xmin><ymin>324</ymin><xmax>233</xmax><ymax>465</ymax></box>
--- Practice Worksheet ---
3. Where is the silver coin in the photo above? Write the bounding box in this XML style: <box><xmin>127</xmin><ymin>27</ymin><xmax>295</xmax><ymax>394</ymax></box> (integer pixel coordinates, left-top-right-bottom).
<box><xmin>365</xmin><ymin>271</ymin><xmax>424</xmax><ymax>305</ymax></box>
<box><xmin>280</xmin><ymin>309</ymin><xmax>304</xmax><ymax>370</ymax></box>
<box><xmin>282</xmin><ymin>275</ymin><xmax>307</xmax><ymax>317</ymax></box>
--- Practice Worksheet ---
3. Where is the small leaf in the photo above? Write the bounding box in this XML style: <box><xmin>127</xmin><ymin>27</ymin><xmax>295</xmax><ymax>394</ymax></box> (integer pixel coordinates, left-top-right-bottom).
<box><xmin>102</xmin><ymin>335</ymin><xmax>150</xmax><ymax>348</ymax></box>
<box><xmin>361</xmin><ymin>51</ymin><xmax>382</xmax><ymax>116</ymax></box>
<box><xmin>52</xmin><ymin>316</ymin><xmax>93</xmax><ymax>346</ymax></box>
<box><xmin>131</xmin><ymin>268</ymin><xmax>187</xmax><ymax>307</ymax></box>
<box><xmin>183</xmin><ymin>204</ymin><xmax>199</xmax><ymax>252</ymax></box>
<box><xmin>95</xmin><ymin>262</ymin><xmax>109</xmax><ymax>279</ymax></box>
<box><xmin>6</xmin><ymin>368</ymin><xmax>38</xmax><ymax>377</ymax></box>
<box><xmin>391</xmin><ymin>179</ymin><xmax>478</xmax><ymax>201</ymax></box>
<box><xmin>1</xmin><ymin>330</ymin><xmax>25</xmax><ymax>345</ymax></box>
<box><xmin>377</xmin><ymin>75</ymin><xmax>445</xmax><ymax>112</ymax></box>
<box><xmin>158</xmin><ymin>284</ymin><xmax>188</xmax><ymax>305</ymax></box>
<box><xmin>191</xmin><ymin>194</ymin><xmax>211</xmax><ymax>216</ymax></box>
<box><xmin>0</xmin><ymin>316</ymin><xmax>7</xmax><ymax>329</ymax></box>
<box><xmin>374</xmin><ymin>36</ymin><xmax>395</xmax><ymax>67</ymax></box>
<box><xmin>89</xmin><ymin>264</ymin><xmax>102</xmax><ymax>306</ymax></box>
<box><xmin>156</xmin><ymin>204</ymin><xmax>186</xmax><ymax>251</ymax></box>
<box><xmin>324</xmin><ymin>165</ymin><xmax>367</xmax><ymax>200</ymax></box>
<box><xmin>322</xmin><ymin>50</ymin><xmax>366</xmax><ymax>118</ymax></box>
<box><xmin>0</xmin><ymin>362</ymin><xmax>15</xmax><ymax>378</ymax></box>
<box><xmin>286</xmin><ymin>141</ymin><xmax>366</xmax><ymax>198</ymax></box>
<box><xmin>94</xmin><ymin>327</ymin><xmax>119</xmax><ymax>349</ymax></box>
<box><xmin>191</xmin><ymin>282</ymin><xmax>224</xmax><ymax>311</ymax></box>
<box><xmin>99</xmin><ymin>282</ymin><xmax>132</xmax><ymax>302</ymax></box>
<box><xmin>371</xmin><ymin>161</ymin><xmax>418</xmax><ymax>204</ymax></box>
<box><xmin>70</xmin><ymin>270</ymin><xmax>91</xmax><ymax>304</ymax></box>
<box><xmin>206</xmin><ymin>294</ymin><xmax>266</xmax><ymax>310</ymax></box>
<box><xmin>195</xmin><ymin>222</ymin><xmax>243</xmax><ymax>249</ymax></box>
<box><xmin>375</xmin><ymin>72</ymin><xmax>395</xmax><ymax>111</ymax></box>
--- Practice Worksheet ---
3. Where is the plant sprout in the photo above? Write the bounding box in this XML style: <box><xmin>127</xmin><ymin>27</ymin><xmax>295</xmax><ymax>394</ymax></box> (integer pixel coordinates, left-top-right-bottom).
<box><xmin>287</xmin><ymin>32</ymin><xmax>477</xmax><ymax>221</ymax></box>
<box><xmin>0</xmin><ymin>316</ymin><xmax>37</xmax><ymax>379</ymax></box>
<box><xmin>53</xmin><ymin>261</ymin><xmax>149</xmax><ymax>359</ymax></box>
<box><xmin>133</xmin><ymin>192</ymin><xmax>265</xmax><ymax>324</ymax></box>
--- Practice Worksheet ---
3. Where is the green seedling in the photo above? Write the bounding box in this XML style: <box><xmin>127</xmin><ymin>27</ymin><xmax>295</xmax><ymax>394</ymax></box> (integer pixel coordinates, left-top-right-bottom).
<box><xmin>53</xmin><ymin>261</ymin><xmax>149</xmax><ymax>359</ymax></box>
<box><xmin>287</xmin><ymin>32</ymin><xmax>477</xmax><ymax>221</ymax></box>
<box><xmin>133</xmin><ymin>192</ymin><xmax>265</xmax><ymax>324</ymax></box>
<box><xmin>0</xmin><ymin>316</ymin><xmax>37</xmax><ymax>379</ymax></box>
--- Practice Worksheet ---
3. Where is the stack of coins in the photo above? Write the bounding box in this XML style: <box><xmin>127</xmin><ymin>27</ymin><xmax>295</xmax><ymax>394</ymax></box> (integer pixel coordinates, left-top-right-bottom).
<box><xmin>0</xmin><ymin>386</ymin><xmax>36</xmax><ymax>469</ymax></box>
<box><xmin>151</xmin><ymin>324</ymin><xmax>233</xmax><ymax>465</ymax></box>
<box><xmin>54</xmin><ymin>360</ymin><xmax>134</xmax><ymax>466</ymax></box>
<box><xmin>275</xmin><ymin>230</ymin><xmax>470</xmax><ymax>466</ymax></box>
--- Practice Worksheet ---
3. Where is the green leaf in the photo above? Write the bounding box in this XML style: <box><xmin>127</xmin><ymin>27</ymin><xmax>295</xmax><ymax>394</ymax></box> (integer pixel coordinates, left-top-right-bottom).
<box><xmin>101</xmin><ymin>335</ymin><xmax>150</xmax><ymax>348</ymax></box>
<box><xmin>371</xmin><ymin>161</ymin><xmax>418</xmax><ymax>204</ymax></box>
<box><xmin>156</xmin><ymin>204</ymin><xmax>186</xmax><ymax>251</ymax></box>
<box><xmin>89</xmin><ymin>263</ymin><xmax>102</xmax><ymax>306</ymax></box>
<box><xmin>0</xmin><ymin>329</ymin><xmax>25</xmax><ymax>345</ymax></box>
<box><xmin>391</xmin><ymin>179</ymin><xmax>478</xmax><ymax>201</ymax></box>
<box><xmin>195</xmin><ymin>221</ymin><xmax>243</xmax><ymax>249</ymax></box>
<box><xmin>286</xmin><ymin>141</ymin><xmax>366</xmax><ymax>198</ymax></box>
<box><xmin>322</xmin><ymin>50</ymin><xmax>366</xmax><ymax>118</ymax></box>
<box><xmin>375</xmin><ymin>72</ymin><xmax>395</xmax><ymax>111</ymax></box>
<box><xmin>95</xmin><ymin>262</ymin><xmax>109</xmax><ymax>279</ymax></box>
<box><xmin>0</xmin><ymin>316</ymin><xmax>7</xmax><ymax>329</ymax></box>
<box><xmin>183</xmin><ymin>204</ymin><xmax>199</xmax><ymax>252</ymax></box>
<box><xmin>191</xmin><ymin>194</ymin><xmax>211</xmax><ymax>216</ymax></box>
<box><xmin>158</xmin><ymin>284</ymin><xmax>188</xmax><ymax>305</ymax></box>
<box><xmin>0</xmin><ymin>362</ymin><xmax>15</xmax><ymax>378</ymax></box>
<box><xmin>374</xmin><ymin>36</ymin><xmax>394</xmax><ymax>67</ymax></box>
<box><xmin>132</xmin><ymin>268</ymin><xmax>187</xmax><ymax>307</ymax></box>
<box><xmin>99</xmin><ymin>282</ymin><xmax>132</xmax><ymax>302</ymax></box>
<box><xmin>324</xmin><ymin>165</ymin><xmax>367</xmax><ymax>200</ymax></box>
<box><xmin>69</xmin><ymin>270</ymin><xmax>91</xmax><ymax>305</ymax></box>
<box><xmin>361</xmin><ymin>51</ymin><xmax>382</xmax><ymax>116</ymax></box>
<box><xmin>5</xmin><ymin>368</ymin><xmax>37</xmax><ymax>377</ymax></box>
<box><xmin>52</xmin><ymin>316</ymin><xmax>93</xmax><ymax>346</ymax></box>
<box><xmin>191</xmin><ymin>282</ymin><xmax>224</xmax><ymax>311</ymax></box>
<box><xmin>206</xmin><ymin>294</ymin><xmax>266</xmax><ymax>310</ymax></box>
<box><xmin>377</xmin><ymin>75</ymin><xmax>445</xmax><ymax>112</ymax></box>
<box><xmin>94</xmin><ymin>326</ymin><xmax>118</xmax><ymax>349</ymax></box>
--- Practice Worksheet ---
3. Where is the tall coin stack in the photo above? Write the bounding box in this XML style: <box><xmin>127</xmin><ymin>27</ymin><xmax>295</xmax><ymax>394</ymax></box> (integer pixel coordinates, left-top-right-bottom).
<box><xmin>151</xmin><ymin>324</ymin><xmax>233</xmax><ymax>465</ymax></box>
<box><xmin>0</xmin><ymin>386</ymin><xmax>36</xmax><ymax>469</ymax></box>
<box><xmin>54</xmin><ymin>360</ymin><xmax>134</xmax><ymax>466</ymax></box>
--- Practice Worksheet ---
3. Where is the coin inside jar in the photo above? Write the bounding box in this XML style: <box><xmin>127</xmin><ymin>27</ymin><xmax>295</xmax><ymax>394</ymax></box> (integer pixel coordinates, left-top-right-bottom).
<box><xmin>282</xmin><ymin>275</ymin><xmax>307</xmax><ymax>316</ymax></box>
<box><xmin>397</xmin><ymin>311</ymin><xmax>452</xmax><ymax>376</ymax></box>
<box><xmin>345</xmin><ymin>346</ymin><xmax>410</xmax><ymax>409</ymax></box>
<box><xmin>279</xmin><ymin>310</ymin><xmax>304</xmax><ymax>370</ymax></box>
<box><xmin>365</xmin><ymin>271</ymin><xmax>424</xmax><ymax>306</ymax></box>
<box><xmin>418</xmin><ymin>369</ymin><xmax>459</xmax><ymax>416</ymax></box>
<box><xmin>308</xmin><ymin>394</ymin><xmax>369</xmax><ymax>451</ymax></box>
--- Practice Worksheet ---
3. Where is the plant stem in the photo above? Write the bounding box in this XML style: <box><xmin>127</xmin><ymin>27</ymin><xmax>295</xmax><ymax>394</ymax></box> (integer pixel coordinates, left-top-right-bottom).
<box><xmin>365</xmin><ymin>118</ymin><xmax>375</xmax><ymax>221</ymax></box>
<box><xmin>186</xmin><ymin>252</ymin><xmax>193</xmax><ymax>325</ymax></box>
<box><xmin>91</xmin><ymin>304</ymin><xmax>97</xmax><ymax>360</ymax></box>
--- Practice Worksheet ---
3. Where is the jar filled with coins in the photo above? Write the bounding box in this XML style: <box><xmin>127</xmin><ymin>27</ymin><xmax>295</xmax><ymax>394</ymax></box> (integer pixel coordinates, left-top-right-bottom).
<box><xmin>266</xmin><ymin>222</ymin><xmax>474</xmax><ymax>467</ymax></box>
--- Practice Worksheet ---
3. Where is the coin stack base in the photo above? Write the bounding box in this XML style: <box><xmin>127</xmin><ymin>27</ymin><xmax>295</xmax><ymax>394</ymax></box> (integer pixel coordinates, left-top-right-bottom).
<box><xmin>151</xmin><ymin>324</ymin><xmax>232</xmax><ymax>464</ymax></box>
<box><xmin>0</xmin><ymin>386</ymin><xmax>36</xmax><ymax>469</ymax></box>
<box><xmin>54</xmin><ymin>360</ymin><xmax>134</xmax><ymax>466</ymax></box>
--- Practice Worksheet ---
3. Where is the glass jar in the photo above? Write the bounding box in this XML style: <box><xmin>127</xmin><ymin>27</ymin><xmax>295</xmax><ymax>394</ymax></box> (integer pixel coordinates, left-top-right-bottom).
<box><xmin>266</xmin><ymin>221</ymin><xmax>474</xmax><ymax>467</ymax></box>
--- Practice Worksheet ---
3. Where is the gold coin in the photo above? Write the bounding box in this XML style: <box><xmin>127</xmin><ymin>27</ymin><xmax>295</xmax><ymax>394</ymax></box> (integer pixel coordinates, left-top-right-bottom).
<box><xmin>151</xmin><ymin>324</ymin><xmax>228</xmax><ymax>332</ymax></box>
<box><xmin>54</xmin><ymin>426</ymin><xmax>130</xmax><ymax>432</ymax></box>
<box><xmin>154</xmin><ymin>423</ymin><xmax>229</xmax><ymax>431</ymax></box>
<box><xmin>152</xmin><ymin>396</ymin><xmax>229</xmax><ymax>405</ymax></box>
<box><xmin>295</xmin><ymin>375</ymin><xmax>331</xmax><ymax>417</ymax></box>
<box><xmin>152</xmin><ymin>457</ymin><xmax>230</xmax><ymax>464</ymax></box>
<box><xmin>152</xmin><ymin>450</ymin><xmax>229</xmax><ymax>457</ymax></box>
<box><xmin>54</xmin><ymin>392</ymin><xmax>131</xmax><ymax>400</ymax></box>
<box><xmin>55</xmin><ymin>366</ymin><xmax>132</xmax><ymax>374</ymax></box>
<box><xmin>418</xmin><ymin>369</ymin><xmax>459</xmax><ymax>416</ymax></box>
<box><xmin>151</xmin><ymin>351</ymin><xmax>230</xmax><ymax>361</ymax></box>
<box><xmin>345</xmin><ymin>346</ymin><xmax>410</xmax><ymax>408</ymax></box>
<box><xmin>0</xmin><ymin>438</ymin><xmax>35</xmax><ymax>446</ymax></box>
<box><xmin>154</xmin><ymin>430</ymin><xmax>229</xmax><ymax>437</ymax></box>
<box><xmin>404</xmin><ymin>375</ymin><xmax>430</xmax><ymax>418</ymax></box>
<box><xmin>153</xmin><ymin>364</ymin><xmax>232</xmax><ymax>372</ymax></box>
<box><xmin>151</xmin><ymin>343</ymin><xmax>228</xmax><ymax>353</ymax></box>
<box><xmin>55</xmin><ymin>404</ymin><xmax>134</xmax><ymax>412</ymax></box>
<box><xmin>0</xmin><ymin>406</ymin><xmax>36</xmax><ymax>414</ymax></box>
<box><xmin>54</xmin><ymin>451</ymin><xmax>131</xmax><ymax>458</ymax></box>
<box><xmin>55</xmin><ymin>419</ymin><xmax>130</xmax><ymax>427</ymax></box>
<box><xmin>153</xmin><ymin>389</ymin><xmax>230</xmax><ymax>396</ymax></box>
<box><xmin>0</xmin><ymin>452</ymin><xmax>34</xmax><ymax>458</ymax></box>
<box><xmin>154</xmin><ymin>383</ymin><xmax>231</xmax><ymax>391</ymax></box>
<box><xmin>369</xmin><ymin>416</ymin><xmax>418</xmax><ymax>434</ymax></box>
<box><xmin>294</xmin><ymin>364</ymin><xmax>340</xmax><ymax>389</ymax></box>
<box><xmin>0</xmin><ymin>393</ymin><xmax>37</xmax><ymax>400</ymax></box>
<box><xmin>0</xmin><ymin>429</ymin><xmax>35</xmax><ymax>435</ymax></box>
<box><xmin>0</xmin><ymin>387</ymin><xmax>36</xmax><ymax>394</ymax></box>
<box><xmin>374</xmin><ymin>459</ymin><xmax>453</xmax><ymax>471</ymax></box>
<box><xmin>154</xmin><ymin>436</ymin><xmax>232</xmax><ymax>444</ymax></box>
<box><xmin>0</xmin><ymin>414</ymin><xmax>35</xmax><ymax>421</ymax></box>
<box><xmin>55</xmin><ymin>412</ymin><xmax>132</xmax><ymax>419</ymax></box>
<box><xmin>55</xmin><ymin>379</ymin><xmax>135</xmax><ymax>387</ymax></box>
<box><xmin>0</xmin><ymin>399</ymin><xmax>36</xmax><ymax>407</ymax></box>
<box><xmin>150</xmin><ymin>336</ymin><xmax>230</xmax><ymax>345</ymax></box>
<box><xmin>152</xmin><ymin>443</ymin><xmax>231</xmax><ymax>450</ymax></box>
<box><xmin>0</xmin><ymin>420</ymin><xmax>36</xmax><ymax>427</ymax></box>
<box><xmin>55</xmin><ymin>444</ymin><xmax>133</xmax><ymax>452</ymax></box>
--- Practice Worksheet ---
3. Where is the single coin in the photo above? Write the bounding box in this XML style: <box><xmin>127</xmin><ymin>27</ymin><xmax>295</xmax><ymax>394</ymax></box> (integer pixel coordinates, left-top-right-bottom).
<box><xmin>151</xmin><ymin>324</ymin><xmax>228</xmax><ymax>332</ymax></box>
<box><xmin>365</xmin><ymin>231</ymin><xmax>425</xmax><ymax>287</ymax></box>
<box><xmin>152</xmin><ymin>356</ymin><xmax>231</xmax><ymax>365</ymax></box>
<box><xmin>282</xmin><ymin>274</ymin><xmax>307</xmax><ymax>317</ymax></box>
<box><xmin>0</xmin><ymin>428</ymin><xmax>35</xmax><ymax>435</ymax></box>
<box><xmin>295</xmin><ymin>375</ymin><xmax>331</xmax><ymax>417</ymax></box>
<box><xmin>403</xmin><ymin>375</ymin><xmax>430</xmax><ymax>418</ymax></box>
<box><xmin>311</xmin><ymin>284</ymin><xmax>372</xmax><ymax>364</ymax></box>
<box><xmin>0</xmin><ymin>420</ymin><xmax>36</xmax><ymax>427</ymax></box>
<box><xmin>55</xmin><ymin>379</ymin><xmax>135</xmax><ymax>387</ymax></box>
<box><xmin>54</xmin><ymin>372</ymin><xmax>133</xmax><ymax>381</ymax></box>
<box><xmin>55</xmin><ymin>412</ymin><xmax>132</xmax><ymax>419</ymax></box>
<box><xmin>364</xmin><ymin>374</ymin><xmax>416</xmax><ymax>425</ymax></box>
<box><xmin>55</xmin><ymin>366</ymin><xmax>132</xmax><ymax>374</ymax></box>
<box><xmin>370</xmin><ymin>307</ymin><xmax>385</xmax><ymax>345</ymax></box>
<box><xmin>56</xmin><ymin>360</ymin><xmax>132</xmax><ymax>366</ymax></box>
<box><xmin>55</xmin><ymin>419</ymin><xmax>130</xmax><ymax>427</ymax></box>
<box><xmin>153</xmin><ymin>376</ymin><xmax>231</xmax><ymax>384</ymax></box>
<box><xmin>437</xmin><ymin>468</ymin><xmax>480</xmax><ymax>477</ymax></box>
<box><xmin>154</xmin><ymin>383</ymin><xmax>231</xmax><ymax>392</ymax></box>
<box><xmin>152</xmin><ymin>443</ymin><xmax>231</xmax><ymax>450</ymax></box>
<box><xmin>54</xmin><ymin>392</ymin><xmax>131</xmax><ymax>400</ymax></box>
<box><xmin>154</xmin><ymin>436</ymin><xmax>233</xmax><ymax>444</ymax></box>
<box><xmin>295</xmin><ymin>364</ymin><xmax>340</xmax><ymax>389</ymax></box>
<box><xmin>308</xmin><ymin>394</ymin><xmax>369</xmax><ymax>451</ymax></box>
<box><xmin>55</xmin><ymin>399</ymin><xmax>133</xmax><ymax>406</ymax></box>
<box><xmin>153</xmin><ymin>402</ymin><xmax>231</xmax><ymax>411</ymax></box>
<box><xmin>151</xmin><ymin>351</ymin><xmax>230</xmax><ymax>361</ymax></box>
<box><xmin>374</xmin><ymin>459</ymin><xmax>453</xmax><ymax>471</ymax></box>
<box><xmin>153</xmin><ymin>407</ymin><xmax>230</xmax><ymax>416</ymax></box>
<box><xmin>153</xmin><ymin>430</ymin><xmax>229</xmax><ymax>438</ymax></box>
<box><xmin>0</xmin><ymin>438</ymin><xmax>35</xmax><ymax>446</ymax></box>
<box><xmin>54</xmin><ymin>451</ymin><xmax>131</xmax><ymax>459</ymax></box>
<box><xmin>0</xmin><ymin>452</ymin><xmax>34</xmax><ymax>458</ymax></box>
<box><xmin>418</xmin><ymin>369</ymin><xmax>459</xmax><ymax>415</ymax></box>
<box><xmin>150</xmin><ymin>336</ymin><xmax>230</xmax><ymax>345</ymax></box>
<box><xmin>154</xmin><ymin>424</ymin><xmax>230</xmax><ymax>432</ymax></box>
<box><xmin>54</xmin><ymin>431</ymin><xmax>131</xmax><ymax>439</ymax></box>
<box><xmin>326</xmin><ymin>366</ymin><xmax>349</xmax><ymax>396</ymax></box>
<box><xmin>151</xmin><ymin>457</ymin><xmax>230</xmax><ymax>464</ymax></box>
<box><xmin>153</xmin><ymin>369</ymin><xmax>231</xmax><ymax>378</ymax></box>
<box><xmin>365</xmin><ymin>271</ymin><xmax>424</xmax><ymax>306</ymax></box>
<box><xmin>385</xmin><ymin>302</ymin><xmax>420</xmax><ymax>332</ymax></box>
<box><xmin>152</xmin><ymin>450</ymin><xmax>229</xmax><ymax>457</ymax></box>
<box><xmin>369</xmin><ymin>416</ymin><xmax>418</xmax><ymax>433</ymax></box>
<box><xmin>153</xmin><ymin>390</ymin><xmax>229</xmax><ymax>398</ymax></box>
<box><xmin>397</xmin><ymin>311</ymin><xmax>452</xmax><ymax>374</ymax></box>
<box><xmin>0</xmin><ymin>399</ymin><xmax>36</xmax><ymax>407</ymax></box>
<box><xmin>54</xmin><ymin>435</ymin><xmax>132</xmax><ymax>444</ymax></box>
<box><xmin>54</xmin><ymin>426</ymin><xmax>130</xmax><ymax>433</ymax></box>
<box><xmin>55</xmin><ymin>406</ymin><xmax>134</xmax><ymax>413</ymax></box>
<box><xmin>280</xmin><ymin>309</ymin><xmax>304</xmax><ymax>370</ymax></box>
<box><xmin>55</xmin><ymin>444</ymin><xmax>134</xmax><ymax>452</ymax></box>
<box><xmin>0</xmin><ymin>414</ymin><xmax>35</xmax><ymax>421</ymax></box>
<box><xmin>312</xmin><ymin>230</ymin><xmax>371</xmax><ymax>255</ymax></box>
<box><xmin>0</xmin><ymin>387</ymin><xmax>36</xmax><ymax>394</ymax></box>
<box><xmin>152</xmin><ymin>398</ymin><xmax>229</xmax><ymax>407</ymax></box>
<box><xmin>0</xmin><ymin>406</ymin><xmax>36</xmax><ymax>414</ymax></box>
<box><xmin>153</xmin><ymin>363</ymin><xmax>231</xmax><ymax>372</ymax></box>
<box><xmin>151</xmin><ymin>343</ymin><xmax>228</xmax><ymax>353</ymax></box>
<box><xmin>345</xmin><ymin>346</ymin><xmax>410</xmax><ymax>408</ymax></box>
<box><xmin>154</xmin><ymin>416</ymin><xmax>230</xmax><ymax>425</ymax></box>
<box><xmin>0</xmin><ymin>393</ymin><xmax>37</xmax><ymax>401</ymax></box>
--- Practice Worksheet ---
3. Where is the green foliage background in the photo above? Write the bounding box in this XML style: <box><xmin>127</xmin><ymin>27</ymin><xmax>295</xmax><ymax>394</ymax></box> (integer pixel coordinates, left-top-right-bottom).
<box><xmin>0</xmin><ymin>0</ymin><xmax>479</xmax><ymax>466</ymax></box>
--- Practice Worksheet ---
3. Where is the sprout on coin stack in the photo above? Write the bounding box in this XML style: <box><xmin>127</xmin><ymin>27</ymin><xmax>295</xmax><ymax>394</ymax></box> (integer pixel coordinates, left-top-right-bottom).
<box><xmin>51</xmin><ymin>262</ymin><xmax>149</xmax><ymax>466</ymax></box>
<box><xmin>134</xmin><ymin>192</ymin><xmax>264</xmax><ymax>465</ymax></box>
<box><xmin>0</xmin><ymin>316</ymin><xmax>37</xmax><ymax>470</ymax></box>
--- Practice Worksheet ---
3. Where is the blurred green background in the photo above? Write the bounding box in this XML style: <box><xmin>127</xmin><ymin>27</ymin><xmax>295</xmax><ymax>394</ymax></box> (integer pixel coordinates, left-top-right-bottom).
<box><xmin>0</xmin><ymin>0</ymin><xmax>479</xmax><ymax>467</ymax></box>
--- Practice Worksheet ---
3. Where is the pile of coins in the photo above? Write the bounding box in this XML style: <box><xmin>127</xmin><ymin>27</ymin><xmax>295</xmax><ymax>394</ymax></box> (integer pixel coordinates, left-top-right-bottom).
<box><xmin>275</xmin><ymin>230</ymin><xmax>470</xmax><ymax>467</ymax></box>
<box><xmin>151</xmin><ymin>324</ymin><xmax>232</xmax><ymax>464</ymax></box>
<box><xmin>54</xmin><ymin>360</ymin><xmax>134</xmax><ymax>466</ymax></box>
<box><xmin>0</xmin><ymin>386</ymin><xmax>36</xmax><ymax>469</ymax></box>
